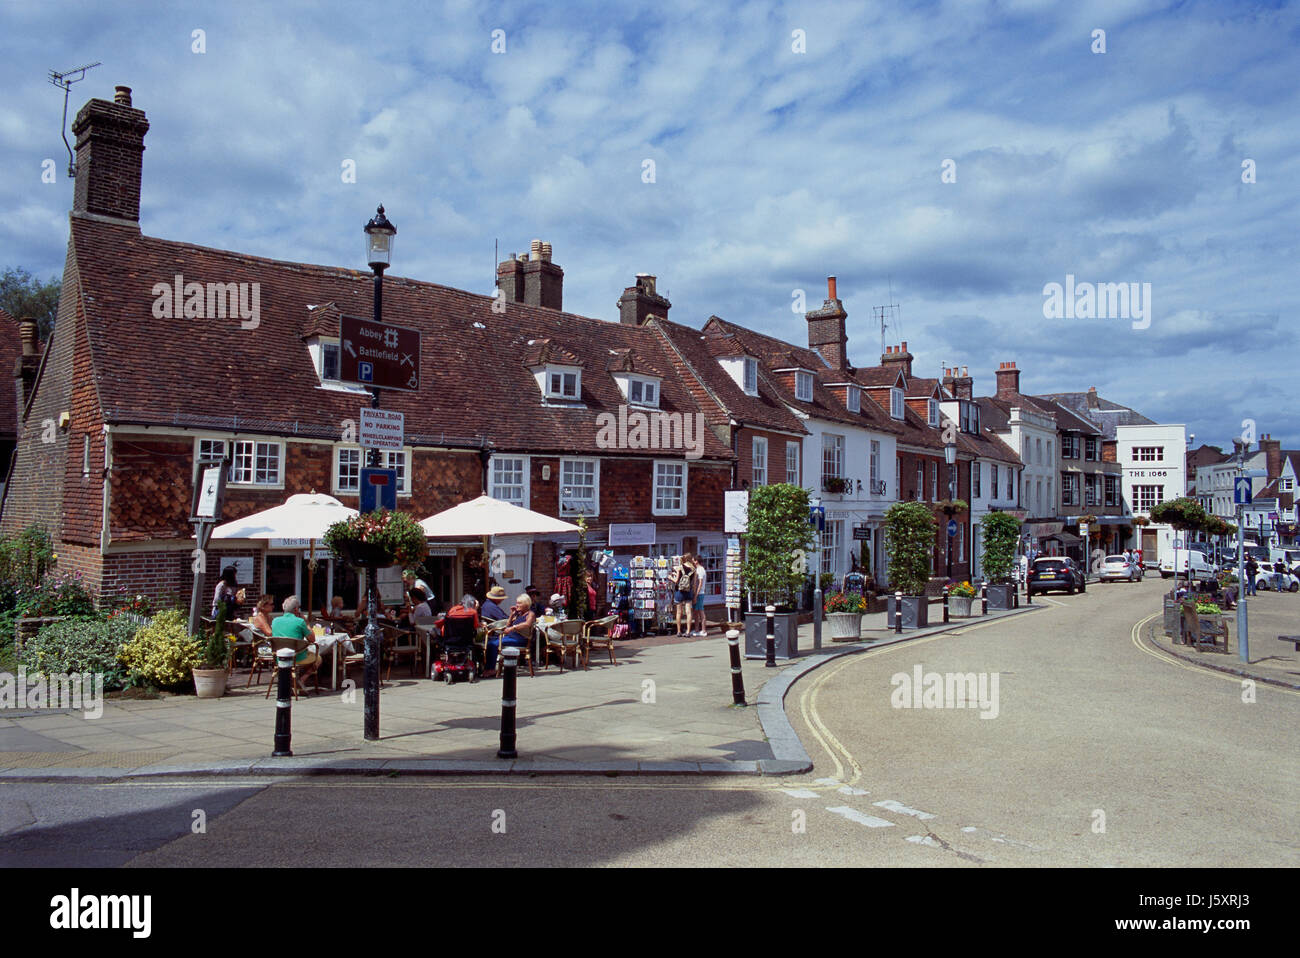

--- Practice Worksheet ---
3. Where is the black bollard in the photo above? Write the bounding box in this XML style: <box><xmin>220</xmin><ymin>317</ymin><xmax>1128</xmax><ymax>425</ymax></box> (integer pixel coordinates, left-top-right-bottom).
<box><xmin>764</xmin><ymin>605</ymin><xmax>777</xmax><ymax>668</ymax></box>
<box><xmin>943</xmin><ymin>585</ymin><xmax>950</xmax><ymax>624</ymax></box>
<box><xmin>727</xmin><ymin>629</ymin><xmax>748</xmax><ymax>705</ymax></box>
<box><xmin>272</xmin><ymin>648</ymin><xmax>294</xmax><ymax>757</ymax></box>
<box><xmin>1026</xmin><ymin>577</ymin><xmax>1033</xmax><ymax>605</ymax></box>
<box><xmin>496</xmin><ymin>646</ymin><xmax>520</xmax><ymax>759</ymax></box>
<box><xmin>894</xmin><ymin>590</ymin><xmax>903</xmax><ymax>633</ymax></box>
<box><xmin>1013</xmin><ymin>580</ymin><xmax>1019</xmax><ymax>608</ymax></box>
<box><xmin>981</xmin><ymin>582</ymin><xmax>988</xmax><ymax>616</ymax></box>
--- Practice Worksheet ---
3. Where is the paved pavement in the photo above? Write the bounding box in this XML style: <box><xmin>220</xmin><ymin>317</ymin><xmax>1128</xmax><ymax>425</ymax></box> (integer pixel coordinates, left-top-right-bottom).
<box><xmin>0</xmin><ymin>606</ymin><xmax>1039</xmax><ymax>780</ymax></box>
<box><xmin>1142</xmin><ymin>586</ymin><xmax>1300</xmax><ymax>688</ymax></box>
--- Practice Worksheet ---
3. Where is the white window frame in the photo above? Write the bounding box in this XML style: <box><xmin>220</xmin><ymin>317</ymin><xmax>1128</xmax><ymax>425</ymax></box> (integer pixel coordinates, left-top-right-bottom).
<box><xmin>490</xmin><ymin>455</ymin><xmax>530</xmax><ymax>508</ymax></box>
<box><xmin>332</xmin><ymin>445</ymin><xmax>411</xmax><ymax>496</ymax></box>
<box><xmin>697</xmin><ymin>542</ymin><xmax>725</xmax><ymax>597</ymax></box>
<box><xmin>194</xmin><ymin>438</ymin><xmax>229</xmax><ymax>483</ymax></box>
<box><xmin>846</xmin><ymin>385</ymin><xmax>860</xmax><ymax>413</ymax></box>
<box><xmin>870</xmin><ymin>441</ymin><xmax>880</xmax><ymax>489</ymax></box>
<box><xmin>991</xmin><ymin>463</ymin><xmax>1000</xmax><ymax>500</ymax></box>
<box><xmin>928</xmin><ymin>399</ymin><xmax>939</xmax><ymax>427</ymax></box>
<box><xmin>822</xmin><ymin>434</ymin><xmax>844</xmax><ymax>481</ymax></box>
<box><xmin>545</xmin><ymin>366</ymin><xmax>581</xmax><ymax>400</ymax></box>
<box><xmin>890</xmin><ymin>387</ymin><xmax>904</xmax><ymax>419</ymax></box>
<box><xmin>627</xmin><ymin>377</ymin><xmax>660</xmax><ymax>408</ymax></box>
<box><xmin>795</xmin><ymin>371</ymin><xmax>813</xmax><ymax>402</ymax></box>
<box><xmin>820</xmin><ymin>520</ymin><xmax>842</xmax><ymax>578</ymax></box>
<box><xmin>319</xmin><ymin>339</ymin><xmax>341</xmax><ymax>382</ymax></box>
<box><xmin>786</xmin><ymin>442</ymin><xmax>800</xmax><ymax>485</ymax></box>
<box><xmin>229</xmin><ymin>439</ymin><xmax>284</xmax><ymax>488</ymax></box>
<box><xmin>752</xmin><ymin>436</ymin><xmax>768</xmax><ymax>486</ymax></box>
<box><xmin>743</xmin><ymin>357</ymin><xmax>758</xmax><ymax>395</ymax></box>
<box><xmin>931</xmin><ymin>461</ymin><xmax>938</xmax><ymax>501</ymax></box>
<box><xmin>652</xmin><ymin>459</ymin><xmax>687</xmax><ymax>516</ymax></box>
<box><xmin>560</xmin><ymin>458</ymin><xmax>600</xmax><ymax>516</ymax></box>
<box><xmin>916</xmin><ymin>462</ymin><xmax>924</xmax><ymax>500</ymax></box>
<box><xmin>972</xmin><ymin>460</ymin><xmax>981</xmax><ymax>499</ymax></box>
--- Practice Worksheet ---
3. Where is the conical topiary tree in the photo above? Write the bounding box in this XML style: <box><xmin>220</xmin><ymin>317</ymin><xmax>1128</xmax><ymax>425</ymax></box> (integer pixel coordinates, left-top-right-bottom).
<box><xmin>741</xmin><ymin>483</ymin><xmax>815</xmax><ymax>610</ymax></box>
<box><xmin>885</xmin><ymin>501</ymin><xmax>937</xmax><ymax>595</ymax></box>
<box><xmin>980</xmin><ymin>511</ymin><xmax>1023</xmax><ymax>583</ymax></box>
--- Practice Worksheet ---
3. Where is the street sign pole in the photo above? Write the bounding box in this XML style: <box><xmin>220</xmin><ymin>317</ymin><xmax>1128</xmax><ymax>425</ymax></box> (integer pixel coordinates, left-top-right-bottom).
<box><xmin>1236</xmin><ymin>504</ymin><xmax>1249</xmax><ymax>663</ymax></box>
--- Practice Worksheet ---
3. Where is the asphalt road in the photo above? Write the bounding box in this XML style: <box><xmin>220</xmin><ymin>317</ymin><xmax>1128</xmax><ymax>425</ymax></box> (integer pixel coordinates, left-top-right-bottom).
<box><xmin>2</xmin><ymin>578</ymin><xmax>1296</xmax><ymax>869</ymax></box>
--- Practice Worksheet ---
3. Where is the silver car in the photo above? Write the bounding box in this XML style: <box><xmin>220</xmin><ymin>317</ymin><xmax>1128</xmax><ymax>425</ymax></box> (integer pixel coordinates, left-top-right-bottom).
<box><xmin>1099</xmin><ymin>554</ymin><xmax>1141</xmax><ymax>582</ymax></box>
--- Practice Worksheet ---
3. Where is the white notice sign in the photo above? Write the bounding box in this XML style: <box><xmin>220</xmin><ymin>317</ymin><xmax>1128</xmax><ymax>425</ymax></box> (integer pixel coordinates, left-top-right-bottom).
<box><xmin>724</xmin><ymin>491</ymin><xmax>749</xmax><ymax>534</ymax></box>
<box><xmin>360</xmin><ymin>408</ymin><xmax>405</xmax><ymax>450</ymax></box>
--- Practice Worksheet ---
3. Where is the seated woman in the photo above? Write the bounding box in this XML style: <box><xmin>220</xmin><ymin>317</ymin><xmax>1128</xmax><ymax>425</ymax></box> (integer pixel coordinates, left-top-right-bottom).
<box><xmin>271</xmin><ymin>595</ymin><xmax>321</xmax><ymax>691</ymax></box>
<box><xmin>250</xmin><ymin>594</ymin><xmax>276</xmax><ymax>637</ymax></box>
<box><xmin>484</xmin><ymin>594</ymin><xmax>534</xmax><ymax>677</ymax></box>
<box><xmin>399</xmin><ymin>587</ymin><xmax>433</xmax><ymax>629</ymax></box>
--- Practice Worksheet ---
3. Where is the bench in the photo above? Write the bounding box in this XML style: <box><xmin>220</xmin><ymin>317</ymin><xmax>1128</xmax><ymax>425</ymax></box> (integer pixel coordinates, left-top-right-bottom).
<box><xmin>1179</xmin><ymin>601</ymin><xmax>1229</xmax><ymax>653</ymax></box>
<box><xmin>1279</xmin><ymin>635</ymin><xmax>1300</xmax><ymax>652</ymax></box>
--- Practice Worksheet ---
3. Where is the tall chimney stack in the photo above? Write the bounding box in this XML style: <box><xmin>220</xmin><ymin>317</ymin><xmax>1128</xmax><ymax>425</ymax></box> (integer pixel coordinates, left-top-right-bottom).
<box><xmin>881</xmin><ymin>341</ymin><xmax>913</xmax><ymax>379</ymax></box>
<box><xmin>618</xmin><ymin>274</ymin><xmax>671</xmax><ymax>326</ymax></box>
<box><xmin>72</xmin><ymin>84</ymin><xmax>150</xmax><ymax>225</ymax></box>
<box><xmin>496</xmin><ymin>240</ymin><xmax>563</xmax><ymax>309</ymax></box>
<box><xmin>806</xmin><ymin>275</ymin><xmax>848</xmax><ymax>371</ymax></box>
<box><xmin>995</xmin><ymin>361</ymin><xmax>1021</xmax><ymax>400</ymax></box>
<box><xmin>943</xmin><ymin>364</ymin><xmax>974</xmax><ymax>401</ymax></box>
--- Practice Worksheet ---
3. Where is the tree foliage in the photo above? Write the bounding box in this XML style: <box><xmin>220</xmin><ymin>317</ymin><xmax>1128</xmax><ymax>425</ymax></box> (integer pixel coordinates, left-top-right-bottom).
<box><xmin>741</xmin><ymin>483</ymin><xmax>814</xmax><ymax>609</ymax></box>
<box><xmin>980</xmin><ymin>511</ymin><xmax>1023</xmax><ymax>583</ymax></box>
<box><xmin>885</xmin><ymin>501</ymin><xmax>937</xmax><ymax>595</ymax></box>
<box><xmin>0</xmin><ymin>266</ymin><xmax>60</xmax><ymax>341</ymax></box>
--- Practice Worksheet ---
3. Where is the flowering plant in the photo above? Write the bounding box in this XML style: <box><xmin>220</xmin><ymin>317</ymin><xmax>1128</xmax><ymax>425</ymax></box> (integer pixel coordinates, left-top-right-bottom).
<box><xmin>824</xmin><ymin>591</ymin><xmax>867</xmax><ymax>614</ymax></box>
<box><xmin>15</xmin><ymin>571</ymin><xmax>96</xmax><ymax>618</ymax></box>
<box><xmin>107</xmin><ymin>593</ymin><xmax>152</xmax><ymax>620</ymax></box>
<box><xmin>323</xmin><ymin>509</ymin><xmax>428</xmax><ymax>568</ymax></box>
<box><xmin>949</xmin><ymin>580</ymin><xmax>977</xmax><ymax>598</ymax></box>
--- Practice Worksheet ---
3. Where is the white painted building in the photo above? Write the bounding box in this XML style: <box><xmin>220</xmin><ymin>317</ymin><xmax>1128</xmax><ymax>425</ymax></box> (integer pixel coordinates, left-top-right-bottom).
<box><xmin>1116</xmin><ymin>423</ymin><xmax>1188</xmax><ymax>566</ymax></box>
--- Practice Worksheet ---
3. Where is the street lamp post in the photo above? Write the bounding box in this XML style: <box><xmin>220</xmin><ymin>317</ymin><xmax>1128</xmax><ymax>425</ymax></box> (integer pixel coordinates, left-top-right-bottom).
<box><xmin>944</xmin><ymin>441</ymin><xmax>957</xmax><ymax>582</ymax></box>
<box><xmin>361</xmin><ymin>204</ymin><xmax>395</xmax><ymax>741</ymax></box>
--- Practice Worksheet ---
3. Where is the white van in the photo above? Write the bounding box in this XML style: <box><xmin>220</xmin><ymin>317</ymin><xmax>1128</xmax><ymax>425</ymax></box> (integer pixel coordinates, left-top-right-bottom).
<box><xmin>1160</xmin><ymin>550</ymin><xmax>1218</xmax><ymax>579</ymax></box>
<box><xmin>1268</xmin><ymin>547</ymin><xmax>1300</xmax><ymax>567</ymax></box>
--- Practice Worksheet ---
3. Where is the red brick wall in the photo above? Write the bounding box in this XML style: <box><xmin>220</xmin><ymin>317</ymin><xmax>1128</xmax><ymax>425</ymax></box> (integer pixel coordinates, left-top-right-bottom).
<box><xmin>61</xmin><ymin>315</ymin><xmax>106</xmax><ymax>545</ymax></box>
<box><xmin>737</xmin><ymin>429</ymin><xmax>796</xmax><ymax>487</ymax></box>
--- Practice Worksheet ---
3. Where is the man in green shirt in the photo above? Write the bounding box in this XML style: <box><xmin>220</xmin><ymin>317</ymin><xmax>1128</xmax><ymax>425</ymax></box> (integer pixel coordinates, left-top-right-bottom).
<box><xmin>271</xmin><ymin>595</ymin><xmax>319</xmax><ymax>686</ymax></box>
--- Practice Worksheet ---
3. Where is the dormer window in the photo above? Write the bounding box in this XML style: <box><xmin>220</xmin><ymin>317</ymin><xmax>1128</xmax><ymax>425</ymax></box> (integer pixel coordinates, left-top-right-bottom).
<box><xmin>795</xmin><ymin>371</ymin><xmax>813</xmax><ymax>402</ymax></box>
<box><xmin>628</xmin><ymin>377</ymin><xmax>658</xmax><ymax>407</ymax></box>
<box><xmin>890</xmin><ymin>387</ymin><xmax>904</xmax><ymax>419</ymax></box>
<box><xmin>960</xmin><ymin>401</ymin><xmax>980</xmax><ymax>434</ymax></box>
<box><xmin>547</xmin><ymin>368</ymin><xmax>580</xmax><ymax>399</ymax></box>
<box><xmin>928</xmin><ymin>399</ymin><xmax>939</xmax><ymax>427</ymax></box>
<box><xmin>846</xmin><ymin>386</ymin><xmax>860</xmax><ymax>413</ymax></box>
<box><xmin>743</xmin><ymin>357</ymin><xmax>758</xmax><ymax>395</ymax></box>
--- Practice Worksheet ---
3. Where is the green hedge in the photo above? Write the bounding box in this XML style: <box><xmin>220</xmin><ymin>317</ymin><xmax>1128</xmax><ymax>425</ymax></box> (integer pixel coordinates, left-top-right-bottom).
<box><xmin>20</xmin><ymin>617</ymin><xmax>137</xmax><ymax>689</ymax></box>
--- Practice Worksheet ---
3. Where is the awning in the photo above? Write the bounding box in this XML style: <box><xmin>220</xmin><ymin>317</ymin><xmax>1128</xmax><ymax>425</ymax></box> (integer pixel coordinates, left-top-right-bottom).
<box><xmin>1048</xmin><ymin>531</ymin><xmax>1083</xmax><ymax>545</ymax></box>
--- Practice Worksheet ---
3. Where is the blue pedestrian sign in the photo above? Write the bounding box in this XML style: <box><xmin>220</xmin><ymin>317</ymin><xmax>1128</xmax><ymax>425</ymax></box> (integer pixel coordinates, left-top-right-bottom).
<box><xmin>1234</xmin><ymin>477</ymin><xmax>1253</xmax><ymax>505</ymax></box>
<box><xmin>947</xmin><ymin>519</ymin><xmax>958</xmax><ymax>537</ymax></box>
<box><xmin>360</xmin><ymin>468</ymin><xmax>398</xmax><ymax>513</ymax></box>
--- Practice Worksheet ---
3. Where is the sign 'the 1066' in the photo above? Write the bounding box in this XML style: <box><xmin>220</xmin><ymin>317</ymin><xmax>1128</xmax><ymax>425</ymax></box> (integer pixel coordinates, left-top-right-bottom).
<box><xmin>339</xmin><ymin>314</ymin><xmax>421</xmax><ymax>391</ymax></box>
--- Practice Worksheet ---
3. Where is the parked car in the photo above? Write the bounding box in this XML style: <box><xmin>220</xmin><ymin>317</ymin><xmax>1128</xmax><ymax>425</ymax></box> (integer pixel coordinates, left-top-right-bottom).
<box><xmin>1098</xmin><ymin>554</ymin><xmax>1141</xmax><ymax>582</ymax></box>
<box><xmin>1160</xmin><ymin>550</ymin><xmax>1218</xmax><ymax>579</ymax></box>
<box><xmin>1255</xmin><ymin>568</ymin><xmax>1300</xmax><ymax>592</ymax></box>
<box><xmin>1028</xmin><ymin>557</ymin><xmax>1087</xmax><ymax>595</ymax></box>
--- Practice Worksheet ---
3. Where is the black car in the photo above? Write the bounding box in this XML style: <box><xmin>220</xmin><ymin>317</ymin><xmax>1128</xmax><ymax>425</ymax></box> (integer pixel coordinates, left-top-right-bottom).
<box><xmin>1027</xmin><ymin>556</ymin><xmax>1087</xmax><ymax>596</ymax></box>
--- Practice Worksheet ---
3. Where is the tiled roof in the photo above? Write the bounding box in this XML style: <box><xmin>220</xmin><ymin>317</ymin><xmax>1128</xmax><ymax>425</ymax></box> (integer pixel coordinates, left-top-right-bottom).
<box><xmin>1036</xmin><ymin>390</ymin><xmax>1155</xmax><ymax>438</ymax></box>
<box><xmin>649</xmin><ymin>318</ymin><xmax>805</xmax><ymax>435</ymax></box>
<box><xmin>1031</xmin><ymin>396</ymin><xmax>1104</xmax><ymax>435</ymax></box>
<box><xmin>0</xmin><ymin>308</ymin><xmax>19</xmax><ymax>438</ymax></box>
<box><xmin>854</xmin><ymin>366</ymin><xmax>904</xmax><ymax>388</ymax></box>
<box><xmin>905</xmin><ymin>376</ymin><xmax>942</xmax><ymax>399</ymax></box>
<box><xmin>704</xmin><ymin>317</ymin><xmax>902</xmax><ymax>435</ymax></box>
<box><xmin>69</xmin><ymin>216</ymin><xmax>734</xmax><ymax>460</ymax></box>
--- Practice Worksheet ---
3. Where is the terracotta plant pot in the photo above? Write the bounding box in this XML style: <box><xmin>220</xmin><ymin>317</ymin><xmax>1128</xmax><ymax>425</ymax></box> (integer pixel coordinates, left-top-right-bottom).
<box><xmin>193</xmin><ymin>667</ymin><xmax>229</xmax><ymax>699</ymax></box>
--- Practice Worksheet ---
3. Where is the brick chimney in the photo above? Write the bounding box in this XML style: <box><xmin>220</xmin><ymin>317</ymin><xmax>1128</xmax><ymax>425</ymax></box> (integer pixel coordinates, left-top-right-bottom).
<box><xmin>72</xmin><ymin>85</ymin><xmax>149</xmax><ymax>225</ymax></box>
<box><xmin>942</xmin><ymin>364</ymin><xmax>973</xmax><ymax>401</ymax></box>
<box><xmin>1259</xmin><ymin>434</ymin><xmax>1282</xmax><ymax>479</ymax></box>
<box><xmin>618</xmin><ymin>273</ymin><xmax>671</xmax><ymax>326</ymax></box>
<box><xmin>14</xmin><ymin>317</ymin><xmax>43</xmax><ymax>412</ymax></box>
<box><xmin>881</xmin><ymin>341</ymin><xmax>913</xmax><ymax>378</ymax></box>
<box><xmin>806</xmin><ymin>276</ymin><xmax>848</xmax><ymax>371</ymax></box>
<box><xmin>1086</xmin><ymin>386</ymin><xmax>1099</xmax><ymax>409</ymax></box>
<box><xmin>496</xmin><ymin>240</ymin><xmax>563</xmax><ymax>310</ymax></box>
<box><xmin>995</xmin><ymin>361</ymin><xmax>1021</xmax><ymax>400</ymax></box>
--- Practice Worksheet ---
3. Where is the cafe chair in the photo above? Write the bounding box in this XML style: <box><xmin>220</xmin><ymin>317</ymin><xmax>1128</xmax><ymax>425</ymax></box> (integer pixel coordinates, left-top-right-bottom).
<box><xmin>545</xmin><ymin>619</ymin><xmax>585</xmax><ymax>672</ymax></box>
<box><xmin>488</xmin><ymin>621</ymin><xmax>533</xmax><ymax>677</ymax></box>
<box><xmin>582</xmin><ymin>615</ymin><xmax>620</xmax><ymax>669</ymax></box>
<box><xmin>381</xmin><ymin>622</ymin><xmax>421</xmax><ymax>681</ymax></box>
<box><xmin>256</xmin><ymin>635</ymin><xmax>317</xmax><ymax>699</ymax></box>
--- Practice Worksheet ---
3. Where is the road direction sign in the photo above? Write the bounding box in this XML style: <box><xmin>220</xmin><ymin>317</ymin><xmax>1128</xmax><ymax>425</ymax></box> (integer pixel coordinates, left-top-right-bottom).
<box><xmin>360</xmin><ymin>408</ymin><xmax>404</xmax><ymax>450</ymax></box>
<box><xmin>1234</xmin><ymin>477</ymin><xmax>1253</xmax><ymax>504</ymax></box>
<box><xmin>340</xmin><ymin>314</ymin><xmax>421</xmax><ymax>392</ymax></box>
<box><xmin>360</xmin><ymin>468</ymin><xmax>398</xmax><ymax>513</ymax></box>
<box><xmin>946</xmin><ymin>519</ymin><xmax>957</xmax><ymax>537</ymax></box>
<box><xmin>809</xmin><ymin>506</ymin><xmax>825</xmax><ymax>532</ymax></box>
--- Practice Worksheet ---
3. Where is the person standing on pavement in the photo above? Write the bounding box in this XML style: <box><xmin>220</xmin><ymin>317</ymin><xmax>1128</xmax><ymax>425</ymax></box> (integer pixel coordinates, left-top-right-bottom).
<box><xmin>691</xmin><ymin>558</ymin><xmax>708</xmax><ymax>636</ymax></box>
<box><xmin>672</xmin><ymin>554</ymin><xmax>696</xmax><ymax>636</ymax></box>
<box><xmin>1272</xmin><ymin>559</ymin><xmax>1286</xmax><ymax>592</ymax></box>
<box><xmin>1245</xmin><ymin>556</ymin><xmax>1258</xmax><ymax>595</ymax></box>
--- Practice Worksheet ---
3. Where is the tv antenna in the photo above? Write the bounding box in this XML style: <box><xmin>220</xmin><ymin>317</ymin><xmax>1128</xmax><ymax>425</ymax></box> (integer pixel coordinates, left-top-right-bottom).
<box><xmin>873</xmin><ymin>276</ymin><xmax>900</xmax><ymax>359</ymax></box>
<box><xmin>48</xmin><ymin>61</ymin><xmax>101</xmax><ymax>177</ymax></box>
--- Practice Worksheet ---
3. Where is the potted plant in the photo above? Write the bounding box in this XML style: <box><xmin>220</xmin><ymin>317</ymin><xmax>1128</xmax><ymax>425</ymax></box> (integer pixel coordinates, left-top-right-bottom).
<box><xmin>948</xmin><ymin>580</ymin><xmax>977</xmax><ymax>617</ymax></box>
<box><xmin>323</xmin><ymin>508</ymin><xmax>429</xmax><ymax>569</ymax></box>
<box><xmin>193</xmin><ymin>615</ymin><xmax>235</xmax><ymax>699</ymax></box>
<box><xmin>824</xmin><ymin>590</ymin><xmax>867</xmax><ymax>641</ymax></box>
<box><xmin>823</xmin><ymin>476</ymin><xmax>851</xmax><ymax>495</ymax></box>
<box><xmin>884</xmin><ymin>501</ymin><xmax>937</xmax><ymax>629</ymax></box>
<box><xmin>741</xmin><ymin>483</ymin><xmax>814</xmax><ymax>658</ymax></box>
<box><xmin>979</xmin><ymin>511</ymin><xmax>1022</xmax><ymax>609</ymax></box>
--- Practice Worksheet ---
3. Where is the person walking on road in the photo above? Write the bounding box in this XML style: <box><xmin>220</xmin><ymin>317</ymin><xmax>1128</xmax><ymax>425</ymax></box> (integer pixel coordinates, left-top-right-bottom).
<box><xmin>1244</xmin><ymin>556</ymin><xmax>1258</xmax><ymax>596</ymax></box>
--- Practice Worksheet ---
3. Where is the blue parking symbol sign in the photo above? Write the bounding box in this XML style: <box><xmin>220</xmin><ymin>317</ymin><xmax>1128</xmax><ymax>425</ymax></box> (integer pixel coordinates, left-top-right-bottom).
<box><xmin>359</xmin><ymin>361</ymin><xmax>374</xmax><ymax>383</ymax></box>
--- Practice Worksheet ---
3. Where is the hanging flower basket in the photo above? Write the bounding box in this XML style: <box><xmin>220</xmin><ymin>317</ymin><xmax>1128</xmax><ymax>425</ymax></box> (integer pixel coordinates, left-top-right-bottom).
<box><xmin>323</xmin><ymin>509</ymin><xmax>427</xmax><ymax>569</ymax></box>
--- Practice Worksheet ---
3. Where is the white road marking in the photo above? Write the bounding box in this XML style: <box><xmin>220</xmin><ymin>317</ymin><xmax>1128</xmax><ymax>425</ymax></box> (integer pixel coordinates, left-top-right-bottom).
<box><xmin>961</xmin><ymin>826</ymin><xmax>977</xmax><ymax>833</ymax></box>
<box><xmin>837</xmin><ymin>785</ymin><xmax>870</xmax><ymax>796</ymax></box>
<box><xmin>906</xmin><ymin>834</ymin><xmax>940</xmax><ymax>847</ymax></box>
<box><xmin>780</xmin><ymin>788</ymin><xmax>819</xmax><ymax>798</ymax></box>
<box><xmin>873</xmin><ymin>799</ymin><xmax>936</xmax><ymax>820</ymax></box>
<box><xmin>812</xmin><ymin>778</ymin><xmax>842</xmax><ymax>787</ymax></box>
<box><xmin>826</xmin><ymin>806</ymin><xmax>895</xmax><ymax>828</ymax></box>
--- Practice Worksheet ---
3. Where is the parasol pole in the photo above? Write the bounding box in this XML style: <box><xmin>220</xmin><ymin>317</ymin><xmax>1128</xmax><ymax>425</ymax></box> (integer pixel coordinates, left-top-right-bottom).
<box><xmin>483</xmin><ymin>534</ymin><xmax>491</xmax><ymax>597</ymax></box>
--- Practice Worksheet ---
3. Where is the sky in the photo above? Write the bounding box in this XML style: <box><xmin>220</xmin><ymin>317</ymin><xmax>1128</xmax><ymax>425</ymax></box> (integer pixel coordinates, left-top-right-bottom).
<box><xmin>1</xmin><ymin>0</ymin><xmax>1295</xmax><ymax>453</ymax></box>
